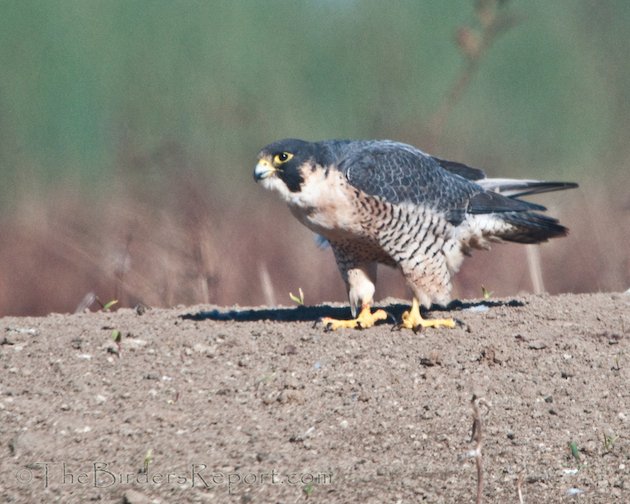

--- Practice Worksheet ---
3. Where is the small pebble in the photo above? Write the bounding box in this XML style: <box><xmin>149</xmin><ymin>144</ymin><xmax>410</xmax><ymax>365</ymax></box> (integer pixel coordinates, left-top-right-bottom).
<box><xmin>528</xmin><ymin>341</ymin><xmax>547</xmax><ymax>350</ymax></box>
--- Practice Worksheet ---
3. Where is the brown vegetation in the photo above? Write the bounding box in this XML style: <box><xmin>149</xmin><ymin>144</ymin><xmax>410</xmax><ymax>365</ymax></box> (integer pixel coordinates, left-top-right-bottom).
<box><xmin>1</xmin><ymin>167</ymin><xmax>627</xmax><ymax>316</ymax></box>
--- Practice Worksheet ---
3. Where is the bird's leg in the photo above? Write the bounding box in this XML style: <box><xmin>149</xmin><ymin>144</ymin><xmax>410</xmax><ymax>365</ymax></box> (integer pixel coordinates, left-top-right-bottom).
<box><xmin>319</xmin><ymin>259</ymin><xmax>388</xmax><ymax>330</ymax></box>
<box><xmin>321</xmin><ymin>303</ymin><xmax>388</xmax><ymax>331</ymax></box>
<box><xmin>399</xmin><ymin>297</ymin><xmax>456</xmax><ymax>331</ymax></box>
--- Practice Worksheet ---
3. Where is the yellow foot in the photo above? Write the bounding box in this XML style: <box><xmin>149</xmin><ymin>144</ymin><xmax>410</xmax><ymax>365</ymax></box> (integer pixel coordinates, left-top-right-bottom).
<box><xmin>398</xmin><ymin>298</ymin><xmax>456</xmax><ymax>332</ymax></box>
<box><xmin>320</xmin><ymin>304</ymin><xmax>388</xmax><ymax>331</ymax></box>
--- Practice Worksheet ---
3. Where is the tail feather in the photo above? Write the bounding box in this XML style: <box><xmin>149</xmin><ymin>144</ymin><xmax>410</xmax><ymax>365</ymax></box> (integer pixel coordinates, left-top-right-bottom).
<box><xmin>498</xmin><ymin>212</ymin><xmax>569</xmax><ymax>244</ymax></box>
<box><xmin>473</xmin><ymin>178</ymin><xmax>577</xmax><ymax>243</ymax></box>
<box><xmin>478</xmin><ymin>178</ymin><xmax>578</xmax><ymax>198</ymax></box>
<box><xmin>445</xmin><ymin>167</ymin><xmax>577</xmax><ymax>249</ymax></box>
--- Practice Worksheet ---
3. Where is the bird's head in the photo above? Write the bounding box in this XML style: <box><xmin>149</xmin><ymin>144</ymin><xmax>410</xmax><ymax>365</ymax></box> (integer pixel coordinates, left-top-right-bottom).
<box><xmin>254</xmin><ymin>138</ymin><xmax>323</xmax><ymax>199</ymax></box>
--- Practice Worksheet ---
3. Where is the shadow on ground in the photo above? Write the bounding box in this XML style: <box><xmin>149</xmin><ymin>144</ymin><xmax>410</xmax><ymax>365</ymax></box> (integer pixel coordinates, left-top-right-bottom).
<box><xmin>181</xmin><ymin>299</ymin><xmax>524</xmax><ymax>323</ymax></box>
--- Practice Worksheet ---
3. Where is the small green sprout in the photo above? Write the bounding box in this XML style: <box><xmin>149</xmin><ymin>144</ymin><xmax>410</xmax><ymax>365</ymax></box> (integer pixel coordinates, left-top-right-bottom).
<box><xmin>290</xmin><ymin>288</ymin><xmax>305</xmax><ymax>306</ymax></box>
<box><xmin>101</xmin><ymin>299</ymin><xmax>119</xmax><ymax>312</ymax></box>
<box><xmin>112</xmin><ymin>329</ymin><xmax>122</xmax><ymax>356</ymax></box>
<box><xmin>481</xmin><ymin>285</ymin><xmax>493</xmax><ymax>300</ymax></box>
<box><xmin>602</xmin><ymin>433</ymin><xmax>617</xmax><ymax>454</ymax></box>
<box><xmin>568</xmin><ymin>441</ymin><xmax>580</xmax><ymax>462</ymax></box>
<box><xmin>143</xmin><ymin>448</ymin><xmax>153</xmax><ymax>474</ymax></box>
<box><xmin>303</xmin><ymin>481</ymin><xmax>314</xmax><ymax>498</ymax></box>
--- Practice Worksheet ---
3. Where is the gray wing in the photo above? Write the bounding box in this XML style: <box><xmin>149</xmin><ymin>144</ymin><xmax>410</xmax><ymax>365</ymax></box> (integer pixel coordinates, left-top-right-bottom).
<box><xmin>337</xmin><ymin>141</ymin><xmax>542</xmax><ymax>225</ymax></box>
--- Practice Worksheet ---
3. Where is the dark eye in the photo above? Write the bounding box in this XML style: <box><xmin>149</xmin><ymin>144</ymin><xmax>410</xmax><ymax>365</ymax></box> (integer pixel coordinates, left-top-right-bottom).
<box><xmin>273</xmin><ymin>152</ymin><xmax>293</xmax><ymax>165</ymax></box>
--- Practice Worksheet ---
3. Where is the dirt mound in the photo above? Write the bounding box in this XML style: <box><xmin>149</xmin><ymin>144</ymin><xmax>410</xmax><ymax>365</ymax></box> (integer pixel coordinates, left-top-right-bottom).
<box><xmin>1</xmin><ymin>292</ymin><xmax>629</xmax><ymax>503</ymax></box>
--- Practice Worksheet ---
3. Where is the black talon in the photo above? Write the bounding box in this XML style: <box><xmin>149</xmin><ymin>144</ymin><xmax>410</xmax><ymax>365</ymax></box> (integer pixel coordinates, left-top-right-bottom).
<box><xmin>384</xmin><ymin>310</ymin><xmax>397</xmax><ymax>325</ymax></box>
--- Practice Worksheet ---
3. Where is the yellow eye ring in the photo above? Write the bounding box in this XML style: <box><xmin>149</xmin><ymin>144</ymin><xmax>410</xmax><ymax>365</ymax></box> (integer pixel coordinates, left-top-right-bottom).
<box><xmin>273</xmin><ymin>152</ymin><xmax>293</xmax><ymax>165</ymax></box>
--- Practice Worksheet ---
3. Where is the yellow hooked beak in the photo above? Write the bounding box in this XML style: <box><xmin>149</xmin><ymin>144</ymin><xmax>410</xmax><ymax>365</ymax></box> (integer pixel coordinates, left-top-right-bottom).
<box><xmin>254</xmin><ymin>158</ymin><xmax>276</xmax><ymax>181</ymax></box>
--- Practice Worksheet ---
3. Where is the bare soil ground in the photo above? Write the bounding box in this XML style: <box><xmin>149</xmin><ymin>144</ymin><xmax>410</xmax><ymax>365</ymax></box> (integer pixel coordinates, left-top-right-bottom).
<box><xmin>1</xmin><ymin>292</ymin><xmax>629</xmax><ymax>503</ymax></box>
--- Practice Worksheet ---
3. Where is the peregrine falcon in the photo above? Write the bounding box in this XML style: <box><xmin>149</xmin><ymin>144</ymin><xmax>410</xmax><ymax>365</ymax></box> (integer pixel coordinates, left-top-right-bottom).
<box><xmin>253</xmin><ymin>139</ymin><xmax>577</xmax><ymax>330</ymax></box>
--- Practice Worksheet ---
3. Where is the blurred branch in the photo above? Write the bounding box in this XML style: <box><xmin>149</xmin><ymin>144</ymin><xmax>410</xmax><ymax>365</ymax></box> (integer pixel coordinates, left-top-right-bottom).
<box><xmin>427</xmin><ymin>0</ymin><xmax>521</xmax><ymax>144</ymax></box>
<box><xmin>526</xmin><ymin>244</ymin><xmax>545</xmax><ymax>294</ymax></box>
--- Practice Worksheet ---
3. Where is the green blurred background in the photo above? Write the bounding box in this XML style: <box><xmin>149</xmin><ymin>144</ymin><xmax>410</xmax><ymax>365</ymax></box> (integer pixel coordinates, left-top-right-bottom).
<box><xmin>1</xmin><ymin>0</ymin><xmax>629</xmax><ymax>315</ymax></box>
